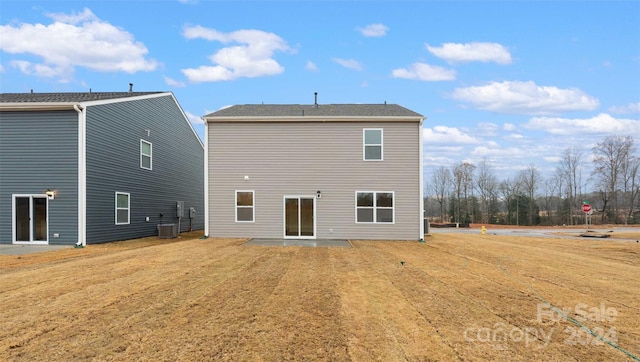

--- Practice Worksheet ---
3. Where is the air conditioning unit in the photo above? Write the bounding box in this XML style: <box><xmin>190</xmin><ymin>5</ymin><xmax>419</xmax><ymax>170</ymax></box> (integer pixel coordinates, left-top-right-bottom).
<box><xmin>158</xmin><ymin>223</ymin><xmax>177</xmax><ymax>239</ymax></box>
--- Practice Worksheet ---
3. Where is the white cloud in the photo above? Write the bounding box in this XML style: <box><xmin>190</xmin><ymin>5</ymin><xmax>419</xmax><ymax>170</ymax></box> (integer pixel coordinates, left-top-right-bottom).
<box><xmin>544</xmin><ymin>156</ymin><xmax>562</xmax><ymax>163</ymax></box>
<box><xmin>10</xmin><ymin>60</ymin><xmax>66</xmax><ymax>78</ymax></box>
<box><xmin>426</xmin><ymin>42</ymin><xmax>512</xmax><ymax>64</ymax></box>
<box><xmin>451</xmin><ymin>80</ymin><xmax>600</xmax><ymax>115</ymax></box>
<box><xmin>305</xmin><ymin>60</ymin><xmax>318</xmax><ymax>72</ymax></box>
<box><xmin>185</xmin><ymin>111</ymin><xmax>203</xmax><ymax>125</ymax></box>
<box><xmin>0</xmin><ymin>8</ymin><xmax>158</xmax><ymax>81</ymax></box>
<box><xmin>423</xmin><ymin>126</ymin><xmax>480</xmax><ymax>144</ymax></box>
<box><xmin>0</xmin><ymin>64</ymin><xmax>4</xmax><ymax>72</ymax></box>
<box><xmin>357</xmin><ymin>23</ymin><xmax>388</xmax><ymax>37</ymax></box>
<box><xmin>524</xmin><ymin>113</ymin><xmax>640</xmax><ymax>135</ymax></box>
<box><xmin>609</xmin><ymin>101</ymin><xmax>640</xmax><ymax>114</ymax></box>
<box><xmin>164</xmin><ymin>76</ymin><xmax>186</xmax><ymax>88</ymax></box>
<box><xmin>47</xmin><ymin>7</ymin><xmax>96</xmax><ymax>24</ymax></box>
<box><xmin>471</xmin><ymin>146</ymin><xmax>525</xmax><ymax>157</ymax></box>
<box><xmin>181</xmin><ymin>26</ymin><xmax>292</xmax><ymax>82</ymax></box>
<box><xmin>506</xmin><ymin>133</ymin><xmax>524</xmax><ymax>140</ymax></box>
<box><xmin>477</xmin><ymin>122</ymin><xmax>499</xmax><ymax>136</ymax></box>
<box><xmin>391</xmin><ymin>62</ymin><xmax>456</xmax><ymax>81</ymax></box>
<box><xmin>332</xmin><ymin>58</ymin><xmax>363</xmax><ymax>71</ymax></box>
<box><xmin>503</xmin><ymin>122</ymin><xmax>516</xmax><ymax>131</ymax></box>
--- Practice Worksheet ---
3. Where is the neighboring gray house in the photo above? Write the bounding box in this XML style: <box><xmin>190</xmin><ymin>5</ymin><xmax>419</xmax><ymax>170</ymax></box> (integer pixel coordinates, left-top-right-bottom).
<box><xmin>0</xmin><ymin>91</ymin><xmax>204</xmax><ymax>246</ymax></box>
<box><xmin>203</xmin><ymin>102</ymin><xmax>425</xmax><ymax>241</ymax></box>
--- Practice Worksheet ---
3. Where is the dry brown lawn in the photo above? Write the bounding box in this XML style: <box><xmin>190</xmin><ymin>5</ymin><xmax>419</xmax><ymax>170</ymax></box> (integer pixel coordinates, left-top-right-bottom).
<box><xmin>1</xmin><ymin>231</ymin><xmax>639</xmax><ymax>361</ymax></box>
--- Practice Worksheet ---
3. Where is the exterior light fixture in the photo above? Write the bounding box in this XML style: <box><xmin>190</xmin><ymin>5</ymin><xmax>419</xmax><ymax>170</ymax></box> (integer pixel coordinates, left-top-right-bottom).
<box><xmin>316</xmin><ymin>190</ymin><xmax>322</xmax><ymax>199</ymax></box>
<box><xmin>45</xmin><ymin>189</ymin><xmax>55</xmax><ymax>200</ymax></box>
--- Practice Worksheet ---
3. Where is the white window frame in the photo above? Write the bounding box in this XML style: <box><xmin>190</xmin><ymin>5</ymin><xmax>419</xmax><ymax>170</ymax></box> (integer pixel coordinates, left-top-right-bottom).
<box><xmin>355</xmin><ymin>191</ymin><xmax>395</xmax><ymax>224</ymax></box>
<box><xmin>363</xmin><ymin>128</ymin><xmax>383</xmax><ymax>161</ymax></box>
<box><xmin>140</xmin><ymin>139</ymin><xmax>152</xmax><ymax>170</ymax></box>
<box><xmin>235</xmin><ymin>190</ymin><xmax>255</xmax><ymax>223</ymax></box>
<box><xmin>115</xmin><ymin>192</ymin><xmax>130</xmax><ymax>225</ymax></box>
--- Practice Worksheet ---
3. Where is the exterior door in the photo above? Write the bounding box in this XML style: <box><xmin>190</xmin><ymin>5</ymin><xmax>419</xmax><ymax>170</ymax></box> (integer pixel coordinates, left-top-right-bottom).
<box><xmin>13</xmin><ymin>195</ymin><xmax>48</xmax><ymax>244</ymax></box>
<box><xmin>284</xmin><ymin>196</ymin><xmax>315</xmax><ymax>239</ymax></box>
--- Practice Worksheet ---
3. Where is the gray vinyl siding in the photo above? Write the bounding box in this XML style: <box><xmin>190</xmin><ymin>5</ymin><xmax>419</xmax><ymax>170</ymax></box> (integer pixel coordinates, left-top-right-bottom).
<box><xmin>85</xmin><ymin>95</ymin><xmax>204</xmax><ymax>244</ymax></box>
<box><xmin>208</xmin><ymin>121</ymin><xmax>421</xmax><ymax>240</ymax></box>
<box><xmin>0</xmin><ymin>110</ymin><xmax>79</xmax><ymax>245</ymax></box>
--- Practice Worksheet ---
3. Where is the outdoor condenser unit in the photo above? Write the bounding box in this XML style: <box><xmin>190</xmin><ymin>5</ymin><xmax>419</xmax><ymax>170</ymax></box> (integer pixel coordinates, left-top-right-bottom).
<box><xmin>158</xmin><ymin>224</ymin><xmax>177</xmax><ymax>239</ymax></box>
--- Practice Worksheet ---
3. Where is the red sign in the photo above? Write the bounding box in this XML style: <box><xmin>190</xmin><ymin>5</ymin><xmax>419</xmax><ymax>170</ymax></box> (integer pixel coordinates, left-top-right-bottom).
<box><xmin>582</xmin><ymin>204</ymin><xmax>592</xmax><ymax>213</ymax></box>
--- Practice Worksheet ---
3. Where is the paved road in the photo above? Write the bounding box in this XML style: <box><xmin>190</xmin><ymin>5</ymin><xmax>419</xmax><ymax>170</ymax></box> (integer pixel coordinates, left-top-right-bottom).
<box><xmin>428</xmin><ymin>226</ymin><xmax>640</xmax><ymax>241</ymax></box>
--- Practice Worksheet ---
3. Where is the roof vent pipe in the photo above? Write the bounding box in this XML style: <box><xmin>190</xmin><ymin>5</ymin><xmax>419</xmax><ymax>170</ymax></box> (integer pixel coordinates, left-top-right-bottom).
<box><xmin>314</xmin><ymin>92</ymin><xmax>318</xmax><ymax>108</ymax></box>
<box><xmin>129</xmin><ymin>83</ymin><xmax>133</xmax><ymax>93</ymax></box>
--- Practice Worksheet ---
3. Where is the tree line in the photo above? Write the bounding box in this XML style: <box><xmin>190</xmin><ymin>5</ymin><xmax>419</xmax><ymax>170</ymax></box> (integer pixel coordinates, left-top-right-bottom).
<box><xmin>425</xmin><ymin>135</ymin><xmax>640</xmax><ymax>226</ymax></box>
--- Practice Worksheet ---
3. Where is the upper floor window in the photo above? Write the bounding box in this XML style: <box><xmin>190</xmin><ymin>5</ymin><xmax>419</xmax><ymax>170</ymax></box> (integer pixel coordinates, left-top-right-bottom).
<box><xmin>363</xmin><ymin>128</ymin><xmax>383</xmax><ymax>161</ymax></box>
<box><xmin>236</xmin><ymin>190</ymin><xmax>255</xmax><ymax>222</ymax></box>
<box><xmin>115</xmin><ymin>192</ymin><xmax>130</xmax><ymax>225</ymax></box>
<box><xmin>140</xmin><ymin>140</ymin><xmax>152</xmax><ymax>170</ymax></box>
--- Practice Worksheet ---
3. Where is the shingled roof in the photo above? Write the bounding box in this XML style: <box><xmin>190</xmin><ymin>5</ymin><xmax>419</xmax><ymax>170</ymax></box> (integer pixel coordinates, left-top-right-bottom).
<box><xmin>204</xmin><ymin>104</ymin><xmax>424</xmax><ymax>119</ymax></box>
<box><xmin>0</xmin><ymin>92</ymin><xmax>164</xmax><ymax>104</ymax></box>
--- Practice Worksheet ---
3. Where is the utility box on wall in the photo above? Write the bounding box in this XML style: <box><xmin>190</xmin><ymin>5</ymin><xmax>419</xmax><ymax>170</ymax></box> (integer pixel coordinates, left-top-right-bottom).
<box><xmin>176</xmin><ymin>201</ymin><xmax>184</xmax><ymax>218</ymax></box>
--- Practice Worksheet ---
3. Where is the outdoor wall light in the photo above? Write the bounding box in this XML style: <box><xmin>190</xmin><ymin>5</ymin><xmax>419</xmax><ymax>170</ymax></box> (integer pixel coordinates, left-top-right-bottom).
<box><xmin>317</xmin><ymin>190</ymin><xmax>322</xmax><ymax>199</ymax></box>
<box><xmin>244</xmin><ymin>175</ymin><xmax>250</xmax><ymax>180</ymax></box>
<box><xmin>45</xmin><ymin>189</ymin><xmax>55</xmax><ymax>200</ymax></box>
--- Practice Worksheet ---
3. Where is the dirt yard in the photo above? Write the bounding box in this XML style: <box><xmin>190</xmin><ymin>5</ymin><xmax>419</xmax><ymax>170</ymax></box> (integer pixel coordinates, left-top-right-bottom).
<box><xmin>1</xmin><ymin>231</ymin><xmax>639</xmax><ymax>361</ymax></box>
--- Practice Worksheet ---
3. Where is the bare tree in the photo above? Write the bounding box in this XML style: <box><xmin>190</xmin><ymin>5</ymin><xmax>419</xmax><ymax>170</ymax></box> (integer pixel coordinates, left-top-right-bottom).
<box><xmin>592</xmin><ymin>135</ymin><xmax>634</xmax><ymax>223</ymax></box>
<box><xmin>499</xmin><ymin>177</ymin><xmax>521</xmax><ymax>225</ymax></box>
<box><xmin>451</xmin><ymin>162</ymin><xmax>476</xmax><ymax>223</ymax></box>
<box><xmin>558</xmin><ymin>146</ymin><xmax>584</xmax><ymax>223</ymax></box>
<box><xmin>429</xmin><ymin>166</ymin><xmax>451</xmax><ymax>223</ymax></box>
<box><xmin>620</xmin><ymin>145</ymin><xmax>639</xmax><ymax>224</ymax></box>
<box><xmin>518</xmin><ymin>164</ymin><xmax>541</xmax><ymax>225</ymax></box>
<box><xmin>475</xmin><ymin>159</ymin><xmax>498</xmax><ymax>223</ymax></box>
<box><xmin>540</xmin><ymin>171</ymin><xmax>561</xmax><ymax>225</ymax></box>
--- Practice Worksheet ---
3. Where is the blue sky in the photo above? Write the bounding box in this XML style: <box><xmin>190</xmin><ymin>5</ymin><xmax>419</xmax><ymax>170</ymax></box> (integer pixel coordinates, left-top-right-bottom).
<box><xmin>1</xmin><ymin>0</ymin><xmax>639</xmax><ymax>184</ymax></box>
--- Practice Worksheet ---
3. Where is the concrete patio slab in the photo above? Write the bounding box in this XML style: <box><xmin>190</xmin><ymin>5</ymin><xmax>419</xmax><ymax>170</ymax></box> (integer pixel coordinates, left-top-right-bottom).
<box><xmin>244</xmin><ymin>238</ymin><xmax>351</xmax><ymax>247</ymax></box>
<box><xmin>0</xmin><ymin>244</ymin><xmax>73</xmax><ymax>255</ymax></box>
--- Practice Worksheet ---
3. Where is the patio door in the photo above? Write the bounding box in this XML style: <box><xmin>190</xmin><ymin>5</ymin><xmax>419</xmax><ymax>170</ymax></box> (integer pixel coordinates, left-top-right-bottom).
<box><xmin>284</xmin><ymin>196</ymin><xmax>315</xmax><ymax>239</ymax></box>
<box><xmin>13</xmin><ymin>195</ymin><xmax>48</xmax><ymax>244</ymax></box>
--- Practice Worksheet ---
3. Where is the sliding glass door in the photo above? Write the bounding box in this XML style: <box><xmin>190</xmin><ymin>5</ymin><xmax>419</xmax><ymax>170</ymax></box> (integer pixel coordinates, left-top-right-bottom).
<box><xmin>13</xmin><ymin>195</ymin><xmax>48</xmax><ymax>244</ymax></box>
<box><xmin>284</xmin><ymin>196</ymin><xmax>315</xmax><ymax>239</ymax></box>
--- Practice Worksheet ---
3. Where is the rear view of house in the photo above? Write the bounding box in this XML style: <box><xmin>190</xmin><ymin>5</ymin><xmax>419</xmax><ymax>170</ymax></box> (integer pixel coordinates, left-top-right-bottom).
<box><xmin>0</xmin><ymin>91</ymin><xmax>204</xmax><ymax>245</ymax></box>
<box><xmin>204</xmin><ymin>101</ymin><xmax>425</xmax><ymax>241</ymax></box>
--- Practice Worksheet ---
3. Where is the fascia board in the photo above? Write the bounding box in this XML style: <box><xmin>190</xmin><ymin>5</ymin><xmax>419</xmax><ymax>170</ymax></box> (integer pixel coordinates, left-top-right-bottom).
<box><xmin>78</xmin><ymin>92</ymin><xmax>172</xmax><ymax>107</ymax></box>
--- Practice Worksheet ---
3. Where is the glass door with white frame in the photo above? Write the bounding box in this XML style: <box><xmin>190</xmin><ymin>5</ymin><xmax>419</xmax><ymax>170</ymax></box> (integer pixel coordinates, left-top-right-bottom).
<box><xmin>284</xmin><ymin>196</ymin><xmax>315</xmax><ymax>239</ymax></box>
<box><xmin>13</xmin><ymin>195</ymin><xmax>48</xmax><ymax>244</ymax></box>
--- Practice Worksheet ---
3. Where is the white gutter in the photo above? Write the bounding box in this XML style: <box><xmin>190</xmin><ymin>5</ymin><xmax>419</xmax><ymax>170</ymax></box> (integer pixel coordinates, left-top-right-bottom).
<box><xmin>74</xmin><ymin>104</ymin><xmax>87</xmax><ymax>247</ymax></box>
<box><xmin>203</xmin><ymin>119</ymin><xmax>209</xmax><ymax>237</ymax></box>
<box><xmin>1</xmin><ymin>103</ymin><xmax>78</xmax><ymax>111</ymax></box>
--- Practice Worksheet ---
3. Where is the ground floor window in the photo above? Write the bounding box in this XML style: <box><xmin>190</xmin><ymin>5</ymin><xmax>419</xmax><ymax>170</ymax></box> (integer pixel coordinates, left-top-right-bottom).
<box><xmin>115</xmin><ymin>192</ymin><xmax>130</xmax><ymax>225</ymax></box>
<box><xmin>236</xmin><ymin>190</ymin><xmax>254</xmax><ymax>222</ymax></box>
<box><xmin>356</xmin><ymin>191</ymin><xmax>394</xmax><ymax>223</ymax></box>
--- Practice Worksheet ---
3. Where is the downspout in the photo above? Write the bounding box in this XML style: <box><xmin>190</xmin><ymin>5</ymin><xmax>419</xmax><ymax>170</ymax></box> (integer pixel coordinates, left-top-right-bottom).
<box><xmin>203</xmin><ymin>118</ymin><xmax>209</xmax><ymax>237</ymax></box>
<box><xmin>74</xmin><ymin>104</ymin><xmax>87</xmax><ymax>247</ymax></box>
<box><xmin>419</xmin><ymin>116</ymin><xmax>425</xmax><ymax>240</ymax></box>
